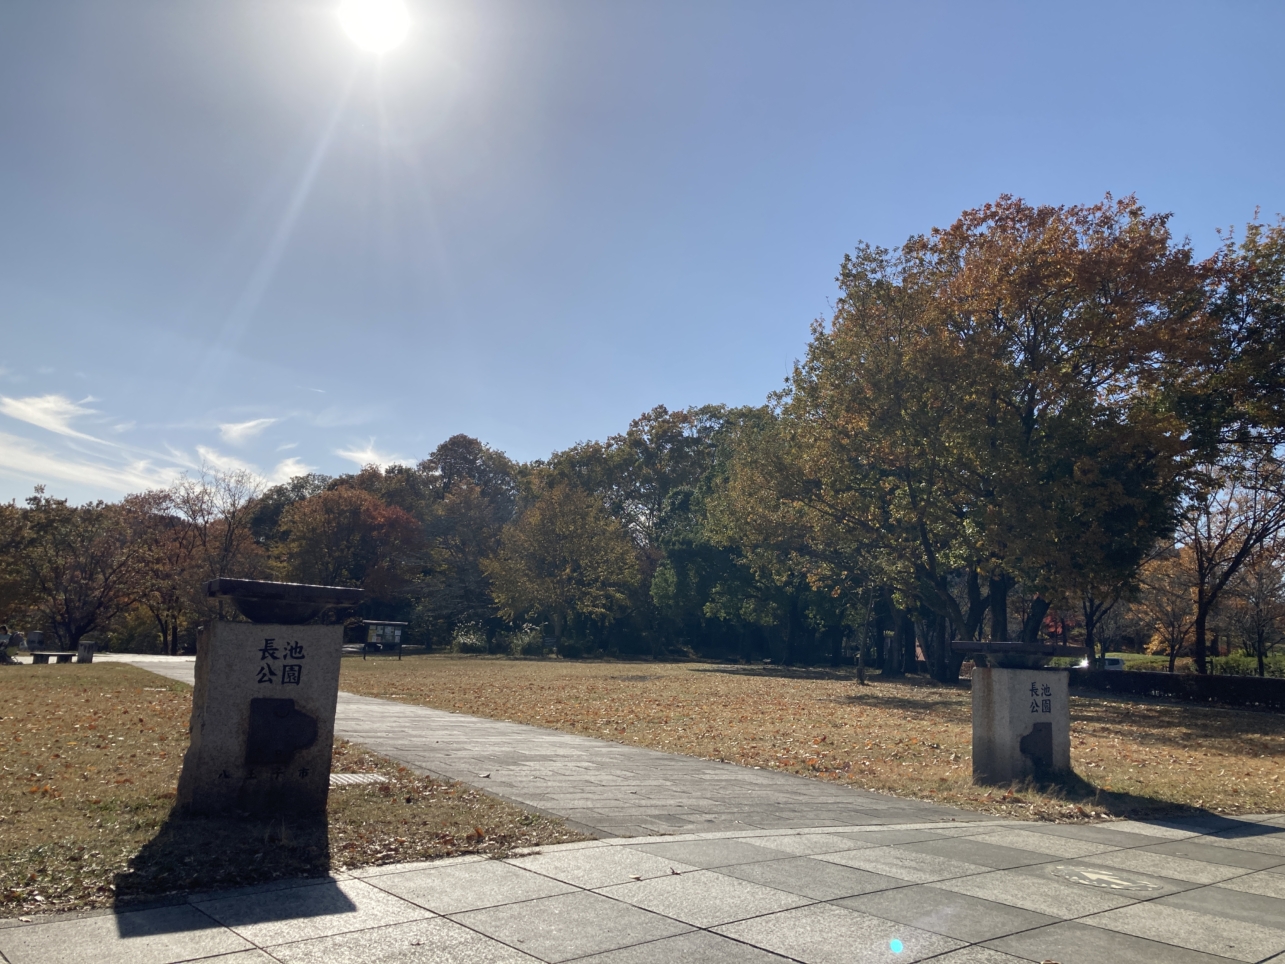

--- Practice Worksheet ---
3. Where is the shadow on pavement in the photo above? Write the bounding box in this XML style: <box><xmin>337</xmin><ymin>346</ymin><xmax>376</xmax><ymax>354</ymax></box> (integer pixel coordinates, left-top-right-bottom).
<box><xmin>975</xmin><ymin>770</ymin><xmax>1276</xmax><ymax>826</ymax></box>
<box><xmin>113</xmin><ymin>809</ymin><xmax>343</xmax><ymax>935</ymax></box>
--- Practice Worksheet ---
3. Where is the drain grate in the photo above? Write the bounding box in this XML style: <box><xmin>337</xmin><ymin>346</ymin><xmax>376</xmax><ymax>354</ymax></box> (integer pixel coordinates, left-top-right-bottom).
<box><xmin>329</xmin><ymin>772</ymin><xmax>389</xmax><ymax>787</ymax></box>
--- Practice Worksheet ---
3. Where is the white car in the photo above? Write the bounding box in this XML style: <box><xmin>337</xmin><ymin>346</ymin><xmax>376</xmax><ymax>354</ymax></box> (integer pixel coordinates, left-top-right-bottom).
<box><xmin>1077</xmin><ymin>656</ymin><xmax>1126</xmax><ymax>670</ymax></box>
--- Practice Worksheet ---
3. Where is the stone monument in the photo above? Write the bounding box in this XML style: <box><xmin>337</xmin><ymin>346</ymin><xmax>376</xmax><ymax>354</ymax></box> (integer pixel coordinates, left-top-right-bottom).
<box><xmin>176</xmin><ymin>578</ymin><xmax>362</xmax><ymax>816</ymax></box>
<box><xmin>953</xmin><ymin>641</ymin><xmax>1083</xmax><ymax>784</ymax></box>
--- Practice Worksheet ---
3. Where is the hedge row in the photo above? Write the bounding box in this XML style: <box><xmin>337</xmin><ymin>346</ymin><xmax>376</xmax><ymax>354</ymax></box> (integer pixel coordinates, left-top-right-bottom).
<box><xmin>1068</xmin><ymin>668</ymin><xmax>1285</xmax><ymax>712</ymax></box>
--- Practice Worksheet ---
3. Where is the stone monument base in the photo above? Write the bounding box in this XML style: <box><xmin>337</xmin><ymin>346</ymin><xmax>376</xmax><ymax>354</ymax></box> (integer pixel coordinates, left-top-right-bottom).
<box><xmin>177</xmin><ymin>621</ymin><xmax>342</xmax><ymax>815</ymax></box>
<box><xmin>972</xmin><ymin>667</ymin><xmax>1070</xmax><ymax>784</ymax></box>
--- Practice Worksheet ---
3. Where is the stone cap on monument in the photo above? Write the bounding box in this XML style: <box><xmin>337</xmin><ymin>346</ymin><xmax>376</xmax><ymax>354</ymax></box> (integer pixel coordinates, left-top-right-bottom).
<box><xmin>205</xmin><ymin>578</ymin><xmax>364</xmax><ymax>625</ymax></box>
<box><xmin>951</xmin><ymin>639</ymin><xmax>1087</xmax><ymax>669</ymax></box>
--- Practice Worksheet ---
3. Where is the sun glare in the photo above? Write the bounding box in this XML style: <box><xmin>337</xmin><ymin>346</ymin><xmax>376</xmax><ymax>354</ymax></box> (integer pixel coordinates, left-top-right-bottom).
<box><xmin>338</xmin><ymin>0</ymin><xmax>410</xmax><ymax>54</ymax></box>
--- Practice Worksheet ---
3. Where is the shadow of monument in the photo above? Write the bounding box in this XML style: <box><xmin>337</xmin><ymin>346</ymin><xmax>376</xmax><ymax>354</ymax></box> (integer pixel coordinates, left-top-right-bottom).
<box><xmin>113</xmin><ymin>807</ymin><xmax>350</xmax><ymax>936</ymax></box>
<box><xmin>976</xmin><ymin>768</ymin><xmax>1271</xmax><ymax>825</ymax></box>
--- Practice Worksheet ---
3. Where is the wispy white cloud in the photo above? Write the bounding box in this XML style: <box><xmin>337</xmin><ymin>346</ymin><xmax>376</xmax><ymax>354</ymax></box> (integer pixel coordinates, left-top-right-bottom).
<box><xmin>0</xmin><ymin>431</ymin><xmax>181</xmax><ymax>496</ymax></box>
<box><xmin>268</xmin><ymin>457</ymin><xmax>314</xmax><ymax>485</ymax></box>
<box><xmin>336</xmin><ymin>439</ymin><xmax>407</xmax><ymax>469</ymax></box>
<box><xmin>277</xmin><ymin>441</ymin><xmax>299</xmax><ymax>451</ymax></box>
<box><xmin>218</xmin><ymin>417</ymin><xmax>278</xmax><ymax>445</ymax></box>
<box><xmin>0</xmin><ymin>394</ymin><xmax>102</xmax><ymax>442</ymax></box>
<box><xmin>0</xmin><ymin>396</ymin><xmax>320</xmax><ymax>501</ymax></box>
<box><xmin>194</xmin><ymin>445</ymin><xmax>259</xmax><ymax>476</ymax></box>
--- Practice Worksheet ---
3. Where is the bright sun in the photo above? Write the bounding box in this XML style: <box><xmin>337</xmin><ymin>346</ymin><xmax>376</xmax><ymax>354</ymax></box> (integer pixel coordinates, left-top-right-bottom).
<box><xmin>338</xmin><ymin>0</ymin><xmax>410</xmax><ymax>54</ymax></box>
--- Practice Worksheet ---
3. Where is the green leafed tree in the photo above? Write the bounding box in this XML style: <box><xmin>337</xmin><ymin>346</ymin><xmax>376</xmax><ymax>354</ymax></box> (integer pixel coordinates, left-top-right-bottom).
<box><xmin>484</xmin><ymin>484</ymin><xmax>640</xmax><ymax>643</ymax></box>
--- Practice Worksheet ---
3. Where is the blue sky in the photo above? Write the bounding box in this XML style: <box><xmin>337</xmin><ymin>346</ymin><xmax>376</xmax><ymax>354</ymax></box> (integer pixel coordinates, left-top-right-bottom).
<box><xmin>1</xmin><ymin>1</ymin><xmax>1282</xmax><ymax>504</ymax></box>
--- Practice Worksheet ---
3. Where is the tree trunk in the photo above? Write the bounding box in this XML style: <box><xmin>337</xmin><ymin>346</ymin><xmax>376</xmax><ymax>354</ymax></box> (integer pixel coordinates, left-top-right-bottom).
<box><xmin>989</xmin><ymin>573</ymin><xmax>1010</xmax><ymax>640</ymax></box>
<box><xmin>964</xmin><ymin>567</ymin><xmax>987</xmax><ymax>640</ymax></box>
<box><xmin>1193</xmin><ymin>606</ymin><xmax>1209</xmax><ymax>675</ymax></box>
<box><xmin>900</xmin><ymin>611</ymin><xmax>917</xmax><ymax>675</ymax></box>
<box><xmin>1020</xmin><ymin>597</ymin><xmax>1050</xmax><ymax>643</ymax></box>
<box><xmin>880</xmin><ymin>591</ymin><xmax>903</xmax><ymax>678</ymax></box>
<box><xmin>929</xmin><ymin>614</ymin><xmax>957</xmax><ymax>683</ymax></box>
<box><xmin>784</xmin><ymin>599</ymin><xmax>802</xmax><ymax>666</ymax></box>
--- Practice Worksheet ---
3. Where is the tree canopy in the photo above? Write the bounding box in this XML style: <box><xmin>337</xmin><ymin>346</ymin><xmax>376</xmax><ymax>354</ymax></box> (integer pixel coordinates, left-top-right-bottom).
<box><xmin>3</xmin><ymin>197</ymin><xmax>1282</xmax><ymax>676</ymax></box>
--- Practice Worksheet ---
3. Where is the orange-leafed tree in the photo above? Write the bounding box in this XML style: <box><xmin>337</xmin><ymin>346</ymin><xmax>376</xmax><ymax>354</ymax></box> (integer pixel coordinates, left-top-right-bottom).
<box><xmin>273</xmin><ymin>485</ymin><xmax>422</xmax><ymax>602</ymax></box>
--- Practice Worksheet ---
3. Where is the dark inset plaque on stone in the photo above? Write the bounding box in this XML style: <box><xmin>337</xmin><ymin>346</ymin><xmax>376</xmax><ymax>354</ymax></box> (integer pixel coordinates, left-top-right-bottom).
<box><xmin>245</xmin><ymin>698</ymin><xmax>318</xmax><ymax>766</ymax></box>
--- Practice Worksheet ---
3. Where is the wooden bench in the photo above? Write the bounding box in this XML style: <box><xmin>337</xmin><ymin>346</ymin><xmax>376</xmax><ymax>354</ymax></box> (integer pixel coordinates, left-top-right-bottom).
<box><xmin>29</xmin><ymin>651</ymin><xmax>75</xmax><ymax>664</ymax></box>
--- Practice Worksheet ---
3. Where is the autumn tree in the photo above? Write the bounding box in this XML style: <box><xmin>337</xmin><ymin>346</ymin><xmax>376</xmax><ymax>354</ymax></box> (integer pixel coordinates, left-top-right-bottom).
<box><xmin>922</xmin><ymin>195</ymin><xmax>1196</xmax><ymax>642</ymax></box>
<box><xmin>1178</xmin><ymin>451</ymin><xmax>1285</xmax><ymax>673</ymax></box>
<box><xmin>0</xmin><ymin>500</ymin><xmax>32</xmax><ymax>627</ymax></box>
<box><xmin>709</xmin><ymin>407</ymin><xmax>879</xmax><ymax>668</ymax></box>
<box><xmin>11</xmin><ymin>491</ymin><xmax>147</xmax><ymax>647</ymax></box>
<box><xmin>125</xmin><ymin>490</ymin><xmax>201</xmax><ymax>655</ymax></box>
<box><xmin>171</xmin><ymin>468</ymin><xmax>265</xmax><ymax>620</ymax></box>
<box><xmin>1176</xmin><ymin>218</ymin><xmax>1285</xmax><ymax>450</ymax></box>
<box><xmin>739</xmin><ymin>196</ymin><xmax>1195</xmax><ymax>679</ymax></box>
<box><xmin>273</xmin><ymin>485</ymin><xmax>422</xmax><ymax>601</ymax></box>
<box><xmin>552</xmin><ymin>405</ymin><xmax>727</xmax><ymax>555</ymax></box>
<box><xmin>1221</xmin><ymin>542</ymin><xmax>1285</xmax><ymax>677</ymax></box>
<box><xmin>484</xmin><ymin>484</ymin><xmax>640</xmax><ymax>642</ymax></box>
<box><xmin>412</xmin><ymin>436</ymin><xmax>519</xmax><ymax>642</ymax></box>
<box><xmin>249</xmin><ymin>473</ymin><xmax>331</xmax><ymax>550</ymax></box>
<box><xmin>1137</xmin><ymin>548</ymin><xmax>1198</xmax><ymax>673</ymax></box>
<box><xmin>422</xmin><ymin>434</ymin><xmax>519</xmax><ymax>518</ymax></box>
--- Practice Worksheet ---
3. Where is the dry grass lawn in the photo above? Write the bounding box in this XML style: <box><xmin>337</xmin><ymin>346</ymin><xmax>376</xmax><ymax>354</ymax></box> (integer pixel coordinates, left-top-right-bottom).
<box><xmin>0</xmin><ymin>663</ymin><xmax>585</xmax><ymax>918</ymax></box>
<box><xmin>341</xmin><ymin>656</ymin><xmax>1285</xmax><ymax>822</ymax></box>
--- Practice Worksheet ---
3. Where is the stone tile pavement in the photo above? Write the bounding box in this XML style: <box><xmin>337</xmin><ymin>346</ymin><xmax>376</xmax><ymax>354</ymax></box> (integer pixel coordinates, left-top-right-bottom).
<box><xmin>2</xmin><ymin>655</ymin><xmax>1277</xmax><ymax>963</ymax></box>
<box><xmin>3</xmin><ymin>818</ymin><xmax>1284</xmax><ymax>964</ymax></box>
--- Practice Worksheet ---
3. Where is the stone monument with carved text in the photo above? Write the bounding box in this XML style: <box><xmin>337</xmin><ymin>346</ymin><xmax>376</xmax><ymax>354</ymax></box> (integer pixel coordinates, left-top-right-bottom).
<box><xmin>176</xmin><ymin>579</ymin><xmax>362</xmax><ymax>815</ymax></box>
<box><xmin>953</xmin><ymin>640</ymin><xmax>1082</xmax><ymax>784</ymax></box>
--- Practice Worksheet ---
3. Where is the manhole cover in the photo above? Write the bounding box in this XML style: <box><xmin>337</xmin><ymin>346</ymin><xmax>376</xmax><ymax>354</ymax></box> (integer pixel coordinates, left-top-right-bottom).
<box><xmin>1050</xmin><ymin>865</ymin><xmax>1165</xmax><ymax>892</ymax></box>
<box><xmin>330</xmin><ymin>772</ymin><xmax>389</xmax><ymax>787</ymax></box>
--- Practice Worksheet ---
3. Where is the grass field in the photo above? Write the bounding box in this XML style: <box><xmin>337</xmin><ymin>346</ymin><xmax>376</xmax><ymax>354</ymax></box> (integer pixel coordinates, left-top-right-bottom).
<box><xmin>341</xmin><ymin>655</ymin><xmax>1285</xmax><ymax>822</ymax></box>
<box><xmin>0</xmin><ymin>663</ymin><xmax>585</xmax><ymax>918</ymax></box>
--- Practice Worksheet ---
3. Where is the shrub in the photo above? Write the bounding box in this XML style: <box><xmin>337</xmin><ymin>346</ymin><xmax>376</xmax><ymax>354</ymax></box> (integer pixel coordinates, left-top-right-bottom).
<box><xmin>504</xmin><ymin>624</ymin><xmax>545</xmax><ymax>657</ymax></box>
<box><xmin>1210</xmin><ymin>653</ymin><xmax>1285</xmax><ymax>678</ymax></box>
<box><xmin>450</xmin><ymin>624</ymin><xmax>489</xmax><ymax>654</ymax></box>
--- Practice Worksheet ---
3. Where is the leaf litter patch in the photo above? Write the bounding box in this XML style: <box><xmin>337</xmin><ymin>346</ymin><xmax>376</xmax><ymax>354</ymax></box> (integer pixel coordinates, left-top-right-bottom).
<box><xmin>0</xmin><ymin>663</ymin><xmax>587</xmax><ymax>918</ymax></box>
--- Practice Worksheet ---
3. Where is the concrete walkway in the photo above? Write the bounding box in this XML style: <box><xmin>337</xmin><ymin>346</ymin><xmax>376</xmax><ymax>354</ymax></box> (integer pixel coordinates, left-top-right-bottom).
<box><xmin>2</xmin><ymin>655</ymin><xmax>1282</xmax><ymax>964</ymax></box>
<box><xmin>109</xmin><ymin>656</ymin><xmax>981</xmax><ymax>838</ymax></box>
